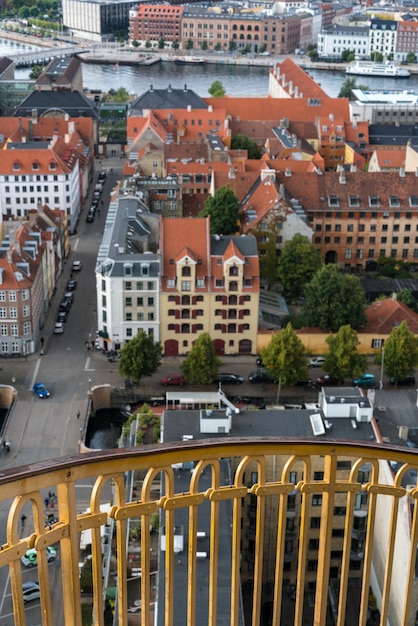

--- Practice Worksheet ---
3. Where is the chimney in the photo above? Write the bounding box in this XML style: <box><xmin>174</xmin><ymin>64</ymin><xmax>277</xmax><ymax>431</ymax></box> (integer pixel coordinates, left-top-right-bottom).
<box><xmin>339</xmin><ymin>171</ymin><xmax>346</xmax><ymax>184</ymax></box>
<box><xmin>183</xmin><ymin>83</ymin><xmax>187</xmax><ymax>92</ymax></box>
<box><xmin>168</xmin><ymin>84</ymin><xmax>172</xmax><ymax>93</ymax></box>
<box><xmin>150</xmin><ymin>84</ymin><xmax>153</xmax><ymax>92</ymax></box>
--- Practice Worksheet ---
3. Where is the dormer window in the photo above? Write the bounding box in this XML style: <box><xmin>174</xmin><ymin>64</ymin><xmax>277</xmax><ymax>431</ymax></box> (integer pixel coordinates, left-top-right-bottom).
<box><xmin>229</xmin><ymin>266</ymin><xmax>239</xmax><ymax>276</ymax></box>
<box><xmin>389</xmin><ymin>196</ymin><xmax>400</xmax><ymax>207</ymax></box>
<box><xmin>32</xmin><ymin>161</ymin><xmax>39</xmax><ymax>171</ymax></box>
<box><xmin>124</xmin><ymin>263</ymin><xmax>133</xmax><ymax>277</ymax></box>
<box><xmin>13</xmin><ymin>161</ymin><xmax>21</xmax><ymax>171</ymax></box>
<box><xmin>49</xmin><ymin>161</ymin><xmax>57</xmax><ymax>171</ymax></box>
<box><xmin>349</xmin><ymin>196</ymin><xmax>359</xmax><ymax>207</ymax></box>
<box><xmin>141</xmin><ymin>264</ymin><xmax>149</xmax><ymax>276</ymax></box>
<box><xmin>369</xmin><ymin>196</ymin><xmax>380</xmax><ymax>207</ymax></box>
<box><xmin>328</xmin><ymin>196</ymin><xmax>339</xmax><ymax>207</ymax></box>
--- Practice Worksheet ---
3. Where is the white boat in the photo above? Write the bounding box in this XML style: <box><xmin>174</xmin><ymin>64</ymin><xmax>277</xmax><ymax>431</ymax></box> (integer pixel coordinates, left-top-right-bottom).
<box><xmin>346</xmin><ymin>60</ymin><xmax>410</xmax><ymax>78</ymax></box>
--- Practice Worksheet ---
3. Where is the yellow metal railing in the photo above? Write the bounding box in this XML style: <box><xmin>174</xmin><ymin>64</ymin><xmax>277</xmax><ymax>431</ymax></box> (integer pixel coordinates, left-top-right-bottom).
<box><xmin>1</xmin><ymin>438</ymin><xmax>418</xmax><ymax>626</ymax></box>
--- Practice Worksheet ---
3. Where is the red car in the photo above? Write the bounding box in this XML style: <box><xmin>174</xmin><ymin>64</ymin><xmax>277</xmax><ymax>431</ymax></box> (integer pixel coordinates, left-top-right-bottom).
<box><xmin>161</xmin><ymin>375</ymin><xmax>186</xmax><ymax>386</ymax></box>
<box><xmin>316</xmin><ymin>375</ymin><xmax>342</xmax><ymax>386</ymax></box>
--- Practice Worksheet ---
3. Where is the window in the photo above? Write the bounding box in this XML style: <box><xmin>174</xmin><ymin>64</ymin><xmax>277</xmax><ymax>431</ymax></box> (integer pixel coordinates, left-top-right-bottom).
<box><xmin>0</xmin><ymin>324</ymin><xmax>6</xmax><ymax>336</ymax></box>
<box><xmin>126</xmin><ymin>328</ymin><xmax>133</xmax><ymax>337</ymax></box>
<box><xmin>328</xmin><ymin>195</ymin><xmax>339</xmax><ymax>207</ymax></box>
<box><xmin>349</xmin><ymin>196</ymin><xmax>359</xmax><ymax>207</ymax></box>
<box><xmin>389</xmin><ymin>196</ymin><xmax>400</xmax><ymax>207</ymax></box>
<box><xmin>23</xmin><ymin>305</ymin><xmax>29</xmax><ymax>317</ymax></box>
<box><xmin>312</xmin><ymin>494</ymin><xmax>322</xmax><ymax>506</ymax></box>
<box><xmin>10</xmin><ymin>307</ymin><xmax>17</xmax><ymax>318</ymax></box>
<box><xmin>125</xmin><ymin>297</ymin><xmax>132</xmax><ymax>306</ymax></box>
<box><xmin>181</xmin><ymin>281</ymin><xmax>191</xmax><ymax>291</ymax></box>
<box><xmin>11</xmin><ymin>324</ymin><xmax>18</xmax><ymax>336</ymax></box>
<box><xmin>124</xmin><ymin>282</ymin><xmax>132</xmax><ymax>291</ymax></box>
<box><xmin>310</xmin><ymin>517</ymin><xmax>321</xmax><ymax>529</ymax></box>
<box><xmin>148</xmin><ymin>297</ymin><xmax>154</xmax><ymax>306</ymax></box>
<box><xmin>137</xmin><ymin>297</ymin><xmax>143</xmax><ymax>306</ymax></box>
<box><xmin>369</xmin><ymin>196</ymin><xmax>380</xmax><ymax>207</ymax></box>
<box><xmin>125</xmin><ymin>312</ymin><xmax>132</xmax><ymax>321</ymax></box>
<box><xmin>9</xmin><ymin>292</ymin><xmax>16</xmax><ymax>302</ymax></box>
<box><xmin>337</xmin><ymin>461</ymin><xmax>351</xmax><ymax>470</ymax></box>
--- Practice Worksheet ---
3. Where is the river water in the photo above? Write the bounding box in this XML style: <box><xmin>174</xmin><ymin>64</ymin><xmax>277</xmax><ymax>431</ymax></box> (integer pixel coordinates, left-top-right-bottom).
<box><xmin>2</xmin><ymin>36</ymin><xmax>418</xmax><ymax>98</ymax></box>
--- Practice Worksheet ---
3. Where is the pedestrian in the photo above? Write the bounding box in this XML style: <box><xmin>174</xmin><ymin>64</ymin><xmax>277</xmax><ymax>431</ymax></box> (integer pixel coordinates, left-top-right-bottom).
<box><xmin>76</xmin><ymin>410</ymin><xmax>80</xmax><ymax>419</ymax></box>
<box><xmin>44</xmin><ymin>497</ymin><xmax>49</xmax><ymax>508</ymax></box>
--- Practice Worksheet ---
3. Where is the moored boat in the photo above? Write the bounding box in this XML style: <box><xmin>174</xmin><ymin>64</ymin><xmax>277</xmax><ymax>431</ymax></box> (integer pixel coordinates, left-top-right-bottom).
<box><xmin>346</xmin><ymin>60</ymin><xmax>410</xmax><ymax>78</ymax></box>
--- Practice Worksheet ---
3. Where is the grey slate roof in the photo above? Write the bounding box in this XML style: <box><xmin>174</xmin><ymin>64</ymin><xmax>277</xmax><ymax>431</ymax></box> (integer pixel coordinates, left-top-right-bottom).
<box><xmin>210</xmin><ymin>233</ymin><xmax>258</xmax><ymax>256</ymax></box>
<box><xmin>14</xmin><ymin>90</ymin><xmax>98</xmax><ymax>119</ymax></box>
<box><xmin>130</xmin><ymin>86</ymin><xmax>208</xmax><ymax>116</ymax></box>
<box><xmin>369</xmin><ymin>124</ymin><xmax>418</xmax><ymax>148</ymax></box>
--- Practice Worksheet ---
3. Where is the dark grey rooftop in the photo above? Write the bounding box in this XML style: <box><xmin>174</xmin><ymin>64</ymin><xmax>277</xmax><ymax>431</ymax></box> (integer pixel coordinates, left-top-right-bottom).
<box><xmin>210</xmin><ymin>234</ymin><xmax>258</xmax><ymax>256</ymax></box>
<box><xmin>14</xmin><ymin>90</ymin><xmax>98</xmax><ymax>119</ymax></box>
<box><xmin>369</xmin><ymin>124</ymin><xmax>418</xmax><ymax>148</ymax></box>
<box><xmin>163</xmin><ymin>408</ymin><xmax>376</xmax><ymax>444</ymax></box>
<box><xmin>130</xmin><ymin>86</ymin><xmax>208</xmax><ymax>116</ymax></box>
<box><xmin>7</xmin><ymin>141</ymin><xmax>49</xmax><ymax>149</ymax></box>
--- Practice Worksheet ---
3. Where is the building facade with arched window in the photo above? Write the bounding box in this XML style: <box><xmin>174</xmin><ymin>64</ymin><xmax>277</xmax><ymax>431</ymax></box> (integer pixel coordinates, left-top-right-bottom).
<box><xmin>160</xmin><ymin>216</ymin><xmax>259</xmax><ymax>356</ymax></box>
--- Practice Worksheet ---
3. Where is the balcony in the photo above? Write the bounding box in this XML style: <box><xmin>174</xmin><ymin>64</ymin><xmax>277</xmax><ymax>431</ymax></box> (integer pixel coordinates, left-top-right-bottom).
<box><xmin>2</xmin><ymin>438</ymin><xmax>418</xmax><ymax>626</ymax></box>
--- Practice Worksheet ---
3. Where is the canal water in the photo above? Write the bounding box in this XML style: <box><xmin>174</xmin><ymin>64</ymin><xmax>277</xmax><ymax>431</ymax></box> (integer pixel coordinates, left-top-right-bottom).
<box><xmin>2</xmin><ymin>36</ymin><xmax>418</xmax><ymax>97</ymax></box>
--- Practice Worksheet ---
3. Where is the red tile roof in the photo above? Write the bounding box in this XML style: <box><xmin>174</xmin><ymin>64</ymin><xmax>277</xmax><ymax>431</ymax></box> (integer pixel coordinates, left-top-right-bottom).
<box><xmin>363</xmin><ymin>297</ymin><xmax>418</xmax><ymax>334</ymax></box>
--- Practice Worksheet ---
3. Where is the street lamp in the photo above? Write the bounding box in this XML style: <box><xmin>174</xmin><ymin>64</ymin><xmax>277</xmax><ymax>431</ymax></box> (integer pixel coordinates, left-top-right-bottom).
<box><xmin>88</xmin><ymin>378</ymin><xmax>92</xmax><ymax>390</ymax></box>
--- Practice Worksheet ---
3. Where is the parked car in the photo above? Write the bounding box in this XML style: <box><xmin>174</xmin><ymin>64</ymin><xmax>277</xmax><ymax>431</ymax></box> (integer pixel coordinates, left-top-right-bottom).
<box><xmin>86</xmin><ymin>211</ymin><xmax>95</xmax><ymax>223</ymax></box>
<box><xmin>22</xmin><ymin>581</ymin><xmax>41</xmax><ymax>602</ymax></box>
<box><xmin>316</xmin><ymin>374</ymin><xmax>341</xmax><ymax>386</ymax></box>
<box><xmin>57</xmin><ymin>310</ymin><xmax>67</xmax><ymax>323</ymax></box>
<box><xmin>248</xmin><ymin>369</ymin><xmax>275</xmax><ymax>383</ymax></box>
<box><xmin>161</xmin><ymin>375</ymin><xmax>186</xmax><ymax>386</ymax></box>
<box><xmin>53</xmin><ymin>322</ymin><xmax>65</xmax><ymax>334</ymax></box>
<box><xmin>72</xmin><ymin>260</ymin><xmax>82</xmax><ymax>271</ymax></box>
<box><xmin>353</xmin><ymin>373</ymin><xmax>376</xmax><ymax>388</ymax></box>
<box><xmin>217</xmin><ymin>373</ymin><xmax>244</xmax><ymax>384</ymax></box>
<box><xmin>389</xmin><ymin>375</ymin><xmax>416</xmax><ymax>386</ymax></box>
<box><xmin>59</xmin><ymin>300</ymin><xmax>70</xmax><ymax>312</ymax></box>
<box><xmin>66</xmin><ymin>279</ymin><xmax>77</xmax><ymax>291</ymax></box>
<box><xmin>98</xmin><ymin>170</ymin><xmax>107</xmax><ymax>182</ymax></box>
<box><xmin>21</xmin><ymin>546</ymin><xmax>57</xmax><ymax>568</ymax></box>
<box><xmin>64</xmin><ymin>292</ymin><xmax>74</xmax><ymax>304</ymax></box>
<box><xmin>33</xmin><ymin>382</ymin><xmax>50</xmax><ymax>398</ymax></box>
<box><xmin>308</xmin><ymin>356</ymin><xmax>326</xmax><ymax>368</ymax></box>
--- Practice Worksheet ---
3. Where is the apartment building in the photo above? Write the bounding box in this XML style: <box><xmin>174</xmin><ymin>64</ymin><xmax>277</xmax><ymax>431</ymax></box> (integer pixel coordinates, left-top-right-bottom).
<box><xmin>369</xmin><ymin>18</ymin><xmax>398</xmax><ymax>59</ymax></box>
<box><xmin>0</xmin><ymin>207</ymin><xmax>66</xmax><ymax>356</ymax></box>
<box><xmin>0</xmin><ymin>116</ymin><xmax>93</xmax><ymax>234</ymax></box>
<box><xmin>129</xmin><ymin>4</ymin><xmax>183</xmax><ymax>46</ymax></box>
<box><xmin>95</xmin><ymin>195</ymin><xmax>160</xmax><ymax>350</ymax></box>
<box><xmin>396</xmin><ymin>18</ymin><xmax>418</xmax><ymax>62</ymax></box>
<box><xmin>280</xmin><ymin>169</ymin><xmax>418</xmax><ymax>270</ymax></box>
<box><xmin>129</xmin><ymin>3</ymin><xmax>304</xmax><ymax>53</ymax></box>
<box><xmin>317</xmin><ymin>24</ymin><xmax>369</xmax><ymax>58</ymax></box>
<box><xmin>159</xmin><ymin>217</ymin><xmax>259</xmax><ymax>356</ymax></box>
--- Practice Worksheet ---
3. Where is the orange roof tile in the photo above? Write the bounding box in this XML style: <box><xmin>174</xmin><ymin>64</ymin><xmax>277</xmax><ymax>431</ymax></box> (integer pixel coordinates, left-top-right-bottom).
<box><xmin>160</xmin><ymin>217</ymin><xmax>210</xmax><ymax>286</ymax></box>
<box><xmin>363</xmin><ymin>298</ymin><xmax>418</xmax><ymax>334</ymax></box>
<box><xmin>270</xmin><ymin>57</ymin><xmax>330</xmax><ymax>100</ymax></box>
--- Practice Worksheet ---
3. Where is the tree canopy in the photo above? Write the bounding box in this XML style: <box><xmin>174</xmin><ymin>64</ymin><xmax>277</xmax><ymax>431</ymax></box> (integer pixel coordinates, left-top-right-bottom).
<box><xmin>208</xmin><ymin>80</ymin><xmax>225</xmax><ymax>97</ymax></box>
<box><xmin>338</xmin><ymin>77</ymin><xmax>368</xmax><ymax>98</ymax></box>
<box><xmin>324</xmin><ymin>325</ymin><xmax>367</xmax><ymax>381</ymax></box>
<box><xmin>277</xmin><ymin>234</ymin><xmax>322</xmax><ymax>297</ymax></box>
<box><xmin>181</xmin><ymin>333</ymin><xmax>222</xmax><ymax>384</ymax></box>
<box><xmin>376</xmin><ymin>321</ymin><xmax>418</xmax><ymax>382</ymax></box>
<box><xmin>118</xmin><ymin>330</ymin><xmax>161</xmax><ymax>382</ymax></box>
<box><xmin>302</xmin><ymin>265</ymin><xmax>367</xmax><ymax>331</ymax></box>
<box><xmin>199</xmin><ymin>186</ymin><xmax>240</xmax><ymax>235</ymax></box>
<box><xmin>260</xmin><ymin>323</ymin><xmax>307</xmax><ymax>386</ymax></box>
<box><xmin>396</xmin><ymin>289</ymin><xmax>417</xmax><ymax>312</ymax></box>
<box><xmin>231</xmin><ymin>134</ymin><xmax>261</xmax><ymax>159</ymax></box>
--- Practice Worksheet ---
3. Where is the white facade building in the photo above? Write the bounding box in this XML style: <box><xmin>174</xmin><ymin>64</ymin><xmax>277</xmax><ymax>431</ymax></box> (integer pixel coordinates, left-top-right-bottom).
<box><xmin>369</xmin><ymin>18</ymin><xmax>397</xmax><ymax>59</ymax></box>
<box><xmin>95</xmin><ymin>195</ymin><xmax>160</xmax><ymax>351</ymax></box>
<box><xmin>317</xmin><ymin>24</ymin><xmax>369</xmax><ymax>58</ymax></box>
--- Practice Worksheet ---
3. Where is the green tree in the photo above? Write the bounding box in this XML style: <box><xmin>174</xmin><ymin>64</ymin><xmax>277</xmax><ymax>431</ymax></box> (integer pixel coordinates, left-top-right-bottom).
<box><xmin>277</xmin><ymin>234</ymin><xmax>322</xmax><ymax>297</ymax></box>
<box><xmin>186</xmin><ymin>38</ymin><xmax>194</xmax><ymax>50</ymax></box>
<box><xmin>231</xmin><ymin>134</ymin><xmax>261</xmax><ymax>159</ymax></box>
<box><xmin>242</xmin><ymin>44</ymin><xmax>251</xmax><ymax>54</ymax></box>
<box><xmin>341</xmin><ymin>48</ymin><xmax>354</xmax><ymax>61</ymax></box>
<box><xmin>29</xmin><ymin>64</ymin><xmax>43</xmax><ymax>79</ymax></box>
<box><xmin>338</xmin><ymin>77</ymin><xmax>368</xmax><ymax>98</ymax></box>
<box><xmin>407</xmin><ymin>52</ymin><xmax>416</xmax><ymax>63</ymax></box>
<box><xmin>132</xmin><ymin>39</ymin><xmax>139</xmax><ymax>47</ymax></box>
<box><xmin>208</xmin><ymin>80</ymin><xmax>225</xmax><ymax>97</ymax></box>
<box><xmin>324</xmin><ymin>325</ymin><xmax>367</xmax><ymax>381</ymax></box>
<box><xmin>145</xmin><ymin>40</ymin><xmax>152</xmax><ymax>48</ymax></box>
<box><xmin>172</xmin><ymin>39</ymin><xmax>179</xmax><ymax>50</ymax></box>
<box><xmin>397</xmin><ymin>289</ymin><xmax>417</xmax><ymax>312</ymax></box>
<box><xmin>199</xmin><ymin>186</ymin><xmax>240</xmax><ymax>235</ymax></box>
<box><xmin>302</xmin><ymin>265</ymin><xmax>367</xmax><ymax>331</ymax></box>
<box><xmin>214</xmin><ymin>42</ymin><xmax>222</xmax><ymax>51</ymax></box>
<box><xmin>181</xmin><ymin>333</ymin><xmax>221</xmax><ymax>384</ymax></box>
<box><xmin>113</xmin><ymin>87</ymin><xmax>129</xmax><ymax>102</ymax></box>
<box><xmin>376</xmin><ymin>321</ymin><xmax>418</xmax><ymax>382</ymax></box>
<box><xmin>260</xmin><ymin>323</ymin><xmax>307</xmax><ymax>386</ymax></box>
<box><xmin>158</xmin><ymin>36</ymin><xmax>165</xmax><ymax>49</ymax></box>
<box><xmin>118</xmin><ymin>329</ymin><xmax>161</xmax><ymax>383</ymax></box>
<box><xmin>259</xmin><ymin>43</ymin><xmax>267</xmax><ymax>54</ymax></box>
<box><xmin>201</xmin><ymin>39</ymin><xmax>208</xmax><ymax>50</ymax></box>
<box><xmin>229</xmin><ymin>40</ymin><xmax>237</xmax><ymax>52</ymax></box>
